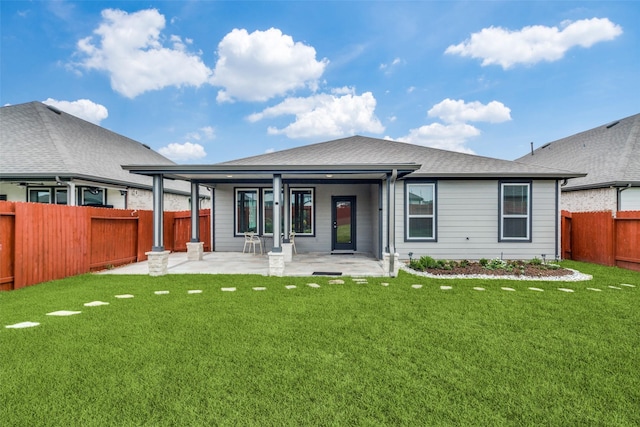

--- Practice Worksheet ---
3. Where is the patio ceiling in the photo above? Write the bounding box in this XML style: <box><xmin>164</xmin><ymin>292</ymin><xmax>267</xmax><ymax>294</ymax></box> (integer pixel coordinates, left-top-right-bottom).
<box><xmin>122</xmin><ymin>163</ymin><xmax>421</xmax><ymax>184</ymax></box>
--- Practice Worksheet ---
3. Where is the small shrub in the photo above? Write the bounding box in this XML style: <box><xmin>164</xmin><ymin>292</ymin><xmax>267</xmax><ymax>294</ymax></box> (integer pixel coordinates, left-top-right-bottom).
<box><xmin>479</xmin><ymin>258</ymin><xmax>489</xmax><ymax>267</ymax></box>
<box><xmin>530</xmin><ymin>257</ymin><xmax>543</xmax><ymax>266</ymax></box>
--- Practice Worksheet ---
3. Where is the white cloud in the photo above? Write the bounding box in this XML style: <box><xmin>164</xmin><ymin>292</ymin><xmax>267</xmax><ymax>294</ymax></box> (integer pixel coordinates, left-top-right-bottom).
<box><xmin>395</xmin><ymin>123</ymin><xmax>480</xmax><ymax>154</ymax></box>
<box><xmin>158</xmin><ymin>142</ymin><xmax>207</xmax><ymax>162</ymax></box>
<box><xmin>445</xmin><ymin>17</ymin><xmax>622</xmax><ymax>69</ymax></box>
<box><xmin>428</xmin><ymin>99</ymin><xmax>511</xmax><ymax>124</ymax></box>
<box><xmin>185</xmin><ymin>126</ymin><xmax>215</xmax><ymax>141</ymax></box>
<box><xmin>393</xmin><ymin>98</ymin><xmax>513</xmax><ymax>153</ymax></box>
<box><xmin>75</xmin><ymin>8</ymin><xmax>212</xmax><ymax>98</ymax></box>
<box><xmin>248</xmin><ymin>89</ymin><xmax>384</xmax><ymax>139</ymax></box>
<box><xmin>211</xmin><ymin>28</ymin><xmax>328</xmax><ymax>102</ymax></box>
<box><xmin>42</xmin><ymin>98</ymin><xmax>108</xmax><ymax>125</ymax></box>
<box><xmin>379</xmin><ymin>57</ymin><xmax>402</xmax><ymax>72</ymax></box>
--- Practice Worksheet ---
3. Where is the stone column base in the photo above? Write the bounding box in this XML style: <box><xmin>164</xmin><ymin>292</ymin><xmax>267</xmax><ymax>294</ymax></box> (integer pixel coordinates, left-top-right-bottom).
<box><xmin>186</xmin><ymin>242</ymin><xmax>204</xmax><ymax>261</ymax></box>
<box><xmin>268</xmin><ymin>251</ymin><xmax>285</xmax><ymax>276</ymax></box>
<box><xmin>382</xmin><ymin>252</ymin><xmax>400</xmax><ymax>277</ymax></box>
<box><xmin>146</xmin><ymin>250</ymin><xmax>170</xmax><ymax>277</ymax></box>
<box><xmin>282</xmin><ymin>243</ymin><xmax>293</xmax><ymax>263</ymax></box>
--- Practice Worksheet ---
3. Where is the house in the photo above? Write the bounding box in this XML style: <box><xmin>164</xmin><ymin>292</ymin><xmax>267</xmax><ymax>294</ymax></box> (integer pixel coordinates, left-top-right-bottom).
<box><xmin>124</xmin><ymin>136</ymin><xmax>584</xmax><ymax>276</ymax></box>
<box><xmin>0</xmin><ymin>101</ymin><xmax>208</xmax><ymax>211</ymax></box>
<box><xmin>516</xmin><ymin>113</ymin><xmax>640</xmax><ymax>212</ymax></box>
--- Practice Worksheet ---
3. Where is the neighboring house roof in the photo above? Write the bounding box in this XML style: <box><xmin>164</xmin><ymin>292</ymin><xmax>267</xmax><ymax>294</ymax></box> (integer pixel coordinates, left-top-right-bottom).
<box><xmin>0</xmin><ymin>101</ymin><xmax>191</xmax><ymax>194</ymax></box>
<box><xmin>515</xmin><ymin>113</ymin><xmax>640</xmax><ymax>190</ymax></box>
<box><xmin>222</xmin><ymin>135</ymin><xmax>584</xmax><ymax>179</ymax></box>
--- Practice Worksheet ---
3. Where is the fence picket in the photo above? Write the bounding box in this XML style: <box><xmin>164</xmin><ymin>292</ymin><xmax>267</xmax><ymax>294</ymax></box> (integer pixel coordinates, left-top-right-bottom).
<box><xmin>0</xmin><ymin>202</ymin><xmax>210</xmax><ymax>290</ymax></box>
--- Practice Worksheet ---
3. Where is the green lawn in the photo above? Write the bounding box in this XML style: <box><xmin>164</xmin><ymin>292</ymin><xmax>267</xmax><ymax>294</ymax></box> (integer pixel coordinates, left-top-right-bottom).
<box><xmin>1</xmin><ymin>261</ymin><xmax>639</xmax><ymax>426</ymax></box>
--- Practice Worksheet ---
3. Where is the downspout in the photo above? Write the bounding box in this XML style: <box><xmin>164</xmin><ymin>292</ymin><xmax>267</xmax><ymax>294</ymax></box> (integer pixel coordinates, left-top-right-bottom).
<box><xmin>56</xmin><ymin>176</ymin><xmax>76</xmax><ymax>206</ymax></box>
<box><xmin>555</xmin><ymin>180</ymin><xmax>560</xmax><ymax>260</ymax></box>
<box><xmin>617</xmin><ymin>183</ymin><xmax>632</xmax><ymax>211</ymax></box>
<box><xmin>378</xmin><ymin>181</ymin><xmax>383</xmax><ymax>259</ymax></box>
<box><xmin>209</xmin><ymin>187</ymin><xmax>215</xmax><ymax>252</ymax></box>
<box><xmin>388</xmin><ymin>169</ymin><xmax>398</xmax><ymax>273</ymax></box>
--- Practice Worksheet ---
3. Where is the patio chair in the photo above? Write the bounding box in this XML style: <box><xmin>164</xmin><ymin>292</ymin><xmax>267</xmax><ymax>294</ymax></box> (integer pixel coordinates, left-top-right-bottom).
<box><xmin>243</xmin><ymin>232</ymin><xmax>263</xmax><ymax>255</ymax></box>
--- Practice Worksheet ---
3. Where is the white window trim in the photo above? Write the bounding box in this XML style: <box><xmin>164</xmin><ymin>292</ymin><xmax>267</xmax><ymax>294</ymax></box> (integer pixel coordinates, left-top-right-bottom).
<box><xmin>405</xmin><ymin>182</ymin><xmax>436</xmax><ymax>241</ymax></box>
<box><xmin>500</xmin><ymin>182</ymin><xmax>531</xmax><ymax>241</ymax></box>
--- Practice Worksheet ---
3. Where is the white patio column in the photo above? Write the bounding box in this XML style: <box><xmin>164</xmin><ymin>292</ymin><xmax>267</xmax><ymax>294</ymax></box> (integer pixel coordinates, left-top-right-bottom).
<box><xmin>271</xmin><ymin>174</ymin><xmax>282</xmax><ymax>253</ymax></box>
<box><xmin>147</xmin><ymin>174</ymin><xmax>170</xmax><ymax>276</ymax></box>
<box><xmin>384</xmin><ymin>170</ymin><xmax>399</xmax><ymax>277</ymax></box>
<box><xmin>269</xmin><ymin>174</ymin><xmax>285</xmax><ymax>275</ymax></box>
<box><xmin>187</xmin><ymin>182</ymin><xmax>203</xmax><ymax>261</ymax></box>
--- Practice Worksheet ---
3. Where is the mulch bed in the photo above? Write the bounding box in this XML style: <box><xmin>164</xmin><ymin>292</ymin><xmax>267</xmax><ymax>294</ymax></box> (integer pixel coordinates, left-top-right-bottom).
<box><xmin>416</xmin><ymin>263</ymin><xmax>574</xmax><ymax>278</ymax></box>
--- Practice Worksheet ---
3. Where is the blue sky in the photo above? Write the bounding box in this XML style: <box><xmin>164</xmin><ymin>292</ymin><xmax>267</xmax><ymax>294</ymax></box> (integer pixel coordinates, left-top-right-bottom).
<box><xmin>2</xmin><ymin>1</ymin><xmax>638</xmax><ymax>164</ymax></box>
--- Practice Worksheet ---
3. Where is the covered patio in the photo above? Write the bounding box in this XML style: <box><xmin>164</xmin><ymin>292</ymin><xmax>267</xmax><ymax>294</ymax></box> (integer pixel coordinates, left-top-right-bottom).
<box><xmin>122</xmin><ymin>162</ymin><xmax>419</xmax><ymax>277</ymax></box>
<box><xmin>99</xmin><ymin>251</ymin><xmax>387</xmax><ymax>277</ymax></box>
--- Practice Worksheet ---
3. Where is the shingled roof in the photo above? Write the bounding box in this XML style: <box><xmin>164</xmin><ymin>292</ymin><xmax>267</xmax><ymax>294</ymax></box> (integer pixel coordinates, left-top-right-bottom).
<box><xmin>515</xmin><ymin>113</ymin><xmax>640</xmax><ymax>190</ymax></box>
<box><xmin>0</xmin><ymin>101</ymin><xmax>190</xmax><ymax>194</ymax></box>
<box><xmin>222</xmin><ymin>135</ymin><xmax>584</xmax><ymax>179</ymax></box>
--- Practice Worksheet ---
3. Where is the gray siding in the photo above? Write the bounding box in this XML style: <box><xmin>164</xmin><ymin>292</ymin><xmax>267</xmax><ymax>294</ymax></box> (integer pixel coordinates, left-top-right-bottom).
<box><xmin>213</xmin><ymin>183</ymin><xmax>377</xmax><ymax>255</ymax></box>
<box><xmin>394</xmin><ymin>180</ymin><xmax>560</xmax><ymax>260</ymax></box>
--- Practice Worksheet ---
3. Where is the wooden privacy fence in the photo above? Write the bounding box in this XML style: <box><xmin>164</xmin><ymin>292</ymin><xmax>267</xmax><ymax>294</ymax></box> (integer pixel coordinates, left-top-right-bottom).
<box><xmin>561</xmin><ymin>210</ymin><xmax>640</xmax><ymax>272</ymax></box>
<box><xmin>0</xmin><ymin>202</ymin><xmax>210</xmax><ymax>291</ymax></box>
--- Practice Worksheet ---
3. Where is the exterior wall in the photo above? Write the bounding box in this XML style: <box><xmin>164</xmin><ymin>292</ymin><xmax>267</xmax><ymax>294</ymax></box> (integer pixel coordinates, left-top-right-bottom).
<box><xmin>620</xmin><ymin>187</ymin><xmax>640</xmax><ymax>211</ymax></box>
<box><xmin>213</xmin><ymin>183</ymin><xmax>377</xmax><ymax>255</ymax></box>
<box><xmin>0</xmin><ymin>182</ymin><xmax>25</xmax><ymax>201</ymax></box>
<box><xmin>561</xmin><ymin>188</ymin><xmax>617</xmax><ymax>212</ymax></box>
<box><xmin>394</xmin><ymin>179</ymin><xmax>560</xmax><ymax>261</ymax></box>
<box><xmin>126</xmin><ymin>187</ymin><xmax>211</xmax><ymax>211</ymax></box>
<box><xmin>0</xmin><ymin>182</ymin><xmax>208</xmax><ymax>212</ymax></box>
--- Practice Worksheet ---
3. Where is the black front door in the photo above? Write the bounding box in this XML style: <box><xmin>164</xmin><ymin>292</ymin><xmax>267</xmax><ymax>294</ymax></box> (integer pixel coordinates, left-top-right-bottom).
<box><xmin>332</xmin><ymin>196</ymin><xmax>356</xmax><ymax>251</ymax></box>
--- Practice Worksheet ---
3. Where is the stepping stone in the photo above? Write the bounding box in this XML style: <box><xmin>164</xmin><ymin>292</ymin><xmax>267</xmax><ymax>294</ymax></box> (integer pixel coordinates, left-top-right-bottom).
<box><xmin>188</xmin><ymin>290</ymin><xmax>203</xmax><ymax>294</ymax></box>
<box><xmin>252</xmin><ymin>287</ymin><xmax>267</xmax><ymax>291</ymax></box>
<box><xmin>501</xmin><ymin>287</ymin><xmax>515</xmax><ymax>291</ymax></box>
<box><xmin>620</xmin><ymin>284</ymin><xmax>636</xmax><ymax>288</ymax></box>
<box><xmin>6</xmin><ymin>321</ymin><xmax>40</xmax><ymax>329</ymax></box>
<box><xmin>328</xmin><ymin>279</ymin><xmax>345</xmax><ymax>284</ymax></box>
<box><xmin>381</xmin><ymin>282</ymin><xmax>389</xmax><ymax>287</ymax></box>
<box><xmin>558</xmin><ymin>288</ymin><xmax>574</xmax><ymax>293</ymax></box>
<box><xmin>115</xmin><ymin>294</ymin><xmax>134</xmax><ymax>299</ymax></box>
<box><xmin>221</xmin><ymin>287</ymin><xmax>236</xmax><ymax>292</ymax></box>
<box><xmin>46</xmin><ymin>310</ymin><xmax>81</xmax><ymax>316</ymax></box>
<box><xmin>285</xmin><ymin>285</ymin><xmax>297</xmax><ymax>290</ymax></box>
<box><xmin>608</xmin><ymin>286</ymin><xmax>622</xmax><ymax>290</ymax></box>
<box><xmin>587</xmin><ymin>288</ymin><xmax>602</xmax><ymax>292</ymax></box>
<box><xmin>440</xmin><ymin>286</ymin><xmax>452</xmax><ymax>290</ymax></box>
<box><xmin>352</xmin><ymin>278</ymin><xmax>367</xmax><ymax>283</ymax></box>
<box><xmin>84</xmin><ymin>301</ymin><xmax>110</xmax><ymax>307</ymax></box>
<box><xmin>411</xmin><ymin>284</ymin><xmax>422</xmax><ymax>289</ymax></box>
<box><xmin>473</xmin><ymin>287</ymin><xmax>485</xmax><ymax>291</ymax></box>
<box><xmin>307</xmin><ymin>283</ymin><xmax>321</xmax><ymax>288</ymax></box>
<box><xmin>528</xmin><ymin>287</ymin><xmax>544</xmax><ymax>292</ymax></box>
<box><xmin>154</xmin><ymin>291</ymin><xmax>170</xmax><ymax>295</ymax></box>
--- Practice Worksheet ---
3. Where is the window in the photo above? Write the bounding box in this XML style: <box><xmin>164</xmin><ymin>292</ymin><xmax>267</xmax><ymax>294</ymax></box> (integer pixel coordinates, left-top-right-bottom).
<box><xmin>80</xmin><ymin>187</ymin><xmax>106</xmax><ymax>206</ymax></box>
<box><xmin>29</xmin><ymin>188</ymin><xmax>51</xmax><ymax>203</ymax></box>
<box><xmin>291</xmin><ymin>188</ymin><xmax>314</xmax><ymax>235</ymax></box>
<box><xmin>236</xmin><ymin>189</ymin><xmax>258</xmax><ymax>234</ymax></box>
<box><xmin>55</xmin><ymin>189</ymin><xmax>68</xmax><ymax>205</ymax></box>
<box><xmin>406</xmin><ymin>182</ymin><xmax>436</xmax><ymax>240</ymax></box>
<box><xmin>500</xmin><ymin>182</ymin><xmax>531</xmax><ymax>241</ymax></box>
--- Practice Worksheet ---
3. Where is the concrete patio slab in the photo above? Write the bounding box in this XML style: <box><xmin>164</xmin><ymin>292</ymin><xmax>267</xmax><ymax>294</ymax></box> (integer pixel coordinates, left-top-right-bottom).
<box><xmin>98</xmin><ymin>251</ymin><xmax>386</xmax><ymax>277</ymax></box>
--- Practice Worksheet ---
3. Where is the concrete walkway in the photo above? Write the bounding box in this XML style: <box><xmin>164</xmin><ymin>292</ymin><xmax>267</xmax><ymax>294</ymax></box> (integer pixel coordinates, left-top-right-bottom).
<box><xmin>98</xmin><ymin>251</ymin><xmax>387</xmax><ymax>277</ymax></box>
